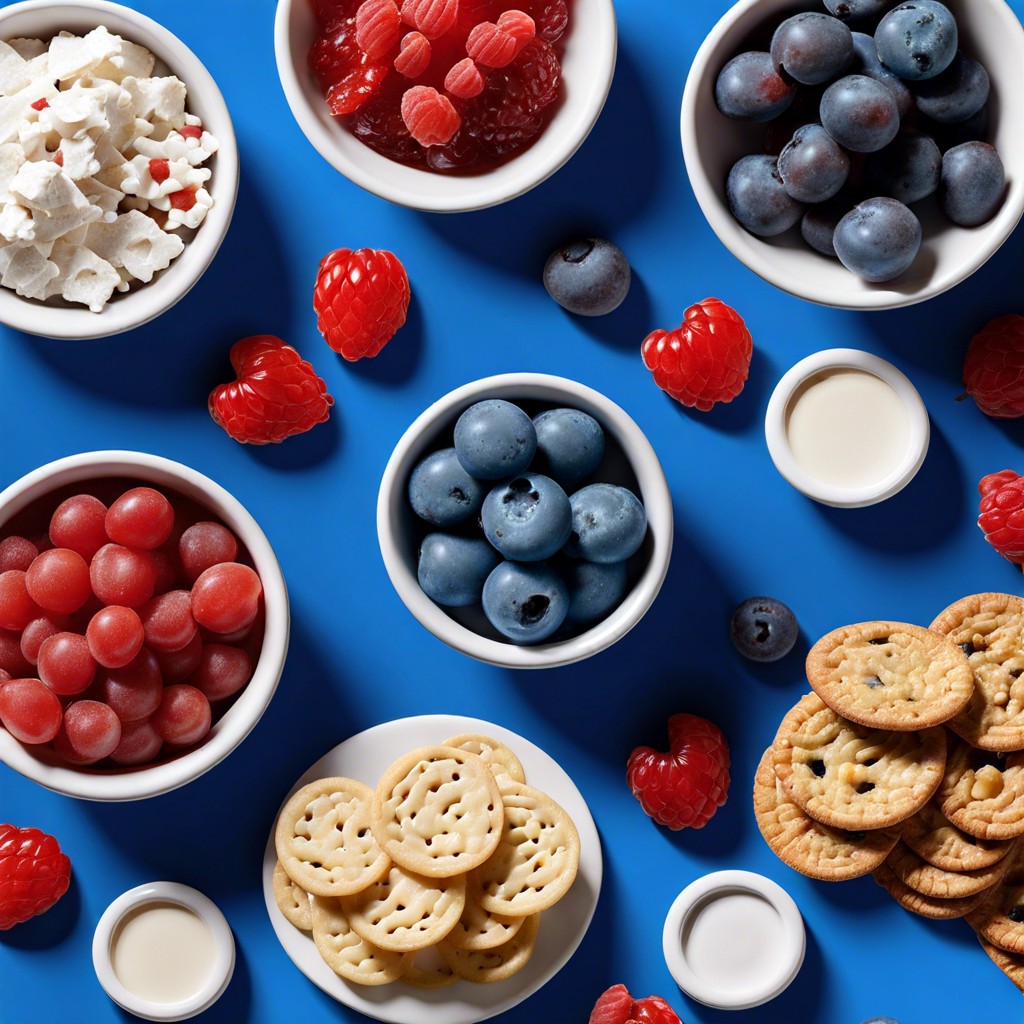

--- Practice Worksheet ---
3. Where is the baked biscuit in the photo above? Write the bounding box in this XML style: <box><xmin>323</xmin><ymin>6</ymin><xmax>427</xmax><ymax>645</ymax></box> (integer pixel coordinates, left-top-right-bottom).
<box><xmin>446</xmin><ymin>881</ymin><xmax>524</xmax><ymax>950</ymax></box>
<box><xmin>310</xmin><ymin>895</ymin><xmax>408</xmax><ymax>986</ymax></box>
<box><xmin>438</xmin><ymin>913</ymin><xmax>540</xmax><ymax>983</ymax></box>
<box><xmin>272</xmin><ymin>860</ymin><xmax>312</xmax><ymax>932</ymax></box>
<box><xmin>872</xmin><ymin>860</ymin><xmax>993</xmax><ymax>919</ymax></box>
<box><xmin>979</xmin><ymin>934</ymin><xmax>1024</xmax><ymax>993</ymax></box>
<box><xmin>886</xmin><ymin>840</ymin><xmax>1011</xmax><ymax>899</ymax></box>
<box><xmin>442</xmin><ymin>733</ymin><xmax>526</xmax><ymax>786</ymax></box>
<box><xmin>968</xmin><ymin>862</ymin><xmax>1024</xmax><ymax>955</ymax></box>
<box><xmin>400</xmin><ymin>946</ymin><xmax>458</xmax><ymax>989</ymax></box>
<box><xmin>902</xmin><ymin>800</ymin><xmax>1016</xmax><ymax>872</ymax></box>
<box><xmin>938</xmin><ymin>742</ymin><xmax>1024</xmax><ymax>841</ymax></box>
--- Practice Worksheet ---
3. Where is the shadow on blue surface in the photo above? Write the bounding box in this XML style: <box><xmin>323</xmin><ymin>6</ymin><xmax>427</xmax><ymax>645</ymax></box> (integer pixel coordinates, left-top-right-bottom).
<box><xmin>814</xmin><ymin>871</ymin><xmax>892</xmax><ymax>914</ymax></box>
<box><xmin>346</xmin><ymin>290</ymin><xmax>426</xmax><ymax>387</ymax></box>
<box><xmin>569</xmin><ymin>270</ymin><xmax>653</xmax><ymax>352</ymax></box>
<box><xmin>0</xmin><ymin>872</ymin><xmax>80</xmax><ymax>950</ymax></box>
<box><xmin>672</xmin><ymin>346</ymin><xmax>774</xmax><ymax>435</ymax></box>
<box><xmin>247</xmin><ymin>404</ymin><xmax>343</xmax><ymax>471</ymax></box>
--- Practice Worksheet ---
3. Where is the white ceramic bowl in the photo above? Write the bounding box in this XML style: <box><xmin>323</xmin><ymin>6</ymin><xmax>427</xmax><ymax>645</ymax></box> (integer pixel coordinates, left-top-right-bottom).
<box><xmin>681</xmin><ymin>0</ymin><xmax>1024</xmax><ymax>309</ymax></box>
<box><xmin>0</xmin><ymin>451</ymin><xmax>289</xmax><ymax>801</ymax></box>
<box><xmin>274</xmin><ymin>0</ymin><xmax>617</xmax><ymax>212</ymax></box>
<box><xmin>0</xmin><ymin>0</ymin><xmax>239</xmax><ymax>339</ymax></box>
<box><xmin>377</xmin><ymin>373</ymin><xmax>673</xmax><ymax>669</ymax></box>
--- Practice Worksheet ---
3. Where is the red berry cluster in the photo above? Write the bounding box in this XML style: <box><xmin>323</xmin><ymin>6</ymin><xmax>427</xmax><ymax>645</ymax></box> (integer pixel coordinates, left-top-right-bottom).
<box><xmin>0</xmin><ymin>824</ymin><xmax>71</xmax><ymax>931</ymax></box>
<box><xmin>978</xmin><ymin>470</ymin><xmax>1024</xmax><ymax>564</ymax></box>
<box><xmin>0</xmin><ymin>483</ymin><xmax>264</xmax><ymax>768</ymax></box>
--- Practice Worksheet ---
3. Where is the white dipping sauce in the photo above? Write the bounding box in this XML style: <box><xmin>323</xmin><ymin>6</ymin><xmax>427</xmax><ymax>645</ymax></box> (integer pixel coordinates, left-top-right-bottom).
<box><xmin>785</xmin><ymin>368</ymin><xmax>911</xmax><ymax>489</ymax></box>
<box><xmin>111</xmin><ymin>902</ymin><xmax>216</xmax><ymax>1004</ymax></box>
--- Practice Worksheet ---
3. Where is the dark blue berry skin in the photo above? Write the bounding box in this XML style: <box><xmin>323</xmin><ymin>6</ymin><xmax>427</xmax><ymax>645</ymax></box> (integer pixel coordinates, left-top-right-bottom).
<box><xmin>801</xmin><ymin>192</ymin><xmax>856</xmax><ymax>257</ymax></box>
<box><xmin>564</xmin><ymin>484</ymin><xmax>647</xmax><ymax>564</ymax></box>
<box><xmin>940</xmin><ymin>142</ymin><xmax>1005</xmax><ymax>226</ymax></box>
<box><xmin>454</xmin><ymin>400</ymin><xmax>537</xmax><ymax>481</ymax></box>
<box><xmin>543</xmin><ymin>238</ymin><xmax>631</xmax><ymax>317</ymax></box>
<box><xmin>820</xmin><ymin>75</ymin><xmax>901</xmax><ymax>152</ymax></box>
<box><xmin>860</xmin><ymin>1019</ymin><xmax>900</xmax><ymax>1024</ymax></box>
<box><xmin>715</xmin><ymin>51</ymin><xmax>798</xmax><ymax>122</ymax></box>
<box><xmin>824</xmin><ymin>0</ymin><xmax>892</xmax><ymax>21</ymax></box>
<box><xmin>408</xmin><ymin>448</ymin><xmax>487</xmax><ymax>527</ymax></box>
<box><xmin>730</xmin><ymin>597</ymin><xmax>799</xmax><ymax>662</ymax></box>
<box><xmin>834</xmin><ymin>197</ymin><xmax>922</xmax><ymax>282</ymax></box>
<box><xmin>850</xmin><ymin>31</ymin><xmax>912</xmax><ymax>117</ymax></box>
<box><xmin>779</xmin><ymin>124</ymin><xmax>850</xmax><ymax>203</ymax></box>
<box><xmin>726</xmin><ymin>155</ymin><xmax>805</xmax><ymax>237</ymax></box>
<box><xmin>532</xmin><ymin>408</ymin><xmax>605</xmax><ymax>490</ymax></box>
<box><xmin>914</xmin><ymin>52</ymin><xmax>990</xmax><ymax>125</ymax></box>
<box><xmin>562</xmin><ymin>560</ymin><xmax>628</xmax><ymax>625</ymax></box>
<box><xmin>482</xmin><ymin>561</ymin><xmax>569</xmax><ymax>644</ymax></box>
<box><xmin>481</xmin><ymin>474</ymin><xmax>572</xmax><ymax>562</ymax></box>
<box><xmin>864</xmin><ymin>133</ymin><xmax>941</xmax><ymax>204</ymax></box>
<box><xmin>932</xmin><ymin>104</ymin><xmax>988</xmax><ymax>150</ymax></box>
<box><xmin>771</xmin><ymin>13</ymin><xmax>854</xmax><ymax>85</ymax></box>
<box><xmin>875</xmin><ymin>1</ymin><xmax>957</xmax><ymax>81</ymax></box>
<box><xmin>418</xmin><ymin>534</ymin><xmax>500</xmax><ymax>608</ymax></box>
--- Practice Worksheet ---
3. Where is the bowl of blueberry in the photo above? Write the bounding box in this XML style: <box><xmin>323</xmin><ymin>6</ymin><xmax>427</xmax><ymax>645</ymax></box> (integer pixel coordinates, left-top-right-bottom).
<box><xmin>681</xmin><ymin>0</ymin><xmax>1024</xmax><ymax>309</ymax></box>
<box><xmin>377</xmin><ymin>373</ymin><xmax>673</xmax><ymax>668</ymax></box>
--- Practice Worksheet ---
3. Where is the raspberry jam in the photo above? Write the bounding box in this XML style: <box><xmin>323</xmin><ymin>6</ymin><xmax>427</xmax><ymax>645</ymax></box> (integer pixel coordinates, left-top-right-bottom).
<box><xmin>308</xmin><ymin>0</ymin><xmax>570</xmax><ymax>174</ymax></box>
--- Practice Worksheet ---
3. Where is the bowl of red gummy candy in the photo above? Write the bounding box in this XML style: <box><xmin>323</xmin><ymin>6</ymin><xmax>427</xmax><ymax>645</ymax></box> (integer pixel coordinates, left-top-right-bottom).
<box><xmin>0</xmin><ymin>451</ymin><xmax>289</xmax><ymax>801</ymax></box>
<box><xmin>274</xmin><ymin>0</ymin><xmax>617</xmax><ymax>212</ymax></box>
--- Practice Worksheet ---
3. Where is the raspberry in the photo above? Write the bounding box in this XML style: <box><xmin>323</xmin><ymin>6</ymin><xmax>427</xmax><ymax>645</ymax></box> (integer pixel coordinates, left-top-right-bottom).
<box><xmin>313</xmin><ymin>248</ymin><xmax>411</xmax><ymax>360</ymax></box>
<box><xmin>590</xmin><ymin>985</ymin><xmax>684</xmax><ymax>1024</ymax></box>
<box><xmin>527</xmin><ymin>0</ymin><xmax>568</xmax><ymax>42</ymax></box>
<box><xmin>497</xmin><ymin>10</ymin><xmax>536</xmax><ymax>50</ymax></box>
<box><xmin>401</xmin><ymin>85</ymin><xmax>461</xmax><ymax>146</ymax></box>
<box><xmin>978</xmin><ymin>470</ymin><xmax>1024</xmax><ymax>563</ymax></box>
<box><xmin>0</xmin><ymin>824</ymin><xmax>71</xmax><ymax>930</ymax></box>
<box><xmin>394</xmin><ymin>31</ymin><xmax>431</xmax><ymax>77</ymax></box>
<box><xmin>400</xmin><ymin>0</ymin><xmax>458</xmax><ymax>40</ymax></box>
<box><xmin>355</xmin><ymin>0</ymin><xmax>401</xmax><ymax>59</ymax></box>
<box><xmin>445</xmin><ymin>58</ymin><xmax>485</xmax><ymax>99</ymax></box>
<box><xmin>626</xmin><ymin>713</ymin><xmax>730</xmax><ymax>830</ymax></box>
<box><xmin>308</xmin><ymin>17</ymin><xmax>390</xmax><ymax>116</ymax></box>
<box><xmin>208</xmin><ymin>335</ymin><xmax>334</xmax><ymax>445</ymax></box>
<box><xmin>466</xmin><ymin>22</ymin><xmax>519</xmax><ymax>68</ymax></box>
<box><xmin>963</xmin><ymin>315</ymin><xmax>1024</xmax><ymax>419</ymax></box>
<box><xmin>641</xmin><ymin>298</ymin><xmax>753</xmax><ymax>412</ymax></box>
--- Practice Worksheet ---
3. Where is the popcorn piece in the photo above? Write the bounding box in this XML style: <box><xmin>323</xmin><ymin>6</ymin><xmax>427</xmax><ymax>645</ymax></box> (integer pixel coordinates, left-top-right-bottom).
<box><xmin>58</xmin><ymin>135</ymin><xmax>101</xmax><ymax>180</ymax></box>
<box><xmin>0</xmin><ymin>143</ymin><xmax>25</xmax><ymax>201</ymax></box>
<box><xmin>48</xmin><ymin>240</ymin><xmax>119</xmax><ymax>311</ymax></box>
<box><xmin>0</xmin><ymin>202</ymin><xmax>35</xmax><ymax>242</ymax></box>
<box><xmin>17</xmin><ymin>119</ymin><xmax>58</xmax><ymax>162</ymax></box>
<box><xmin>92</xmin><ymin>38</ymin><xmax>155</xmax><ymax>84</ymax></box>
<box><xmin>114</xmin><ymin>265</ymin><xmax>132</xmax><ymax>292</ymax></box>
<box><xmin>47</xmin><ymin>27</ymin><xmax>121</xmax><ymax>82</ymax></box>
<box><xmin>87</xmin><ymin>209</ymin><xmax>183</xmax><ymax>282</ymax></box>
<box><xmin>164</xmin><ymin>187</ymin><xmax>213</xmax><ymax>231</ymax></box>
<box><xmin>7</xmin><ymin>39</ymin><xmax>47</xmax><ymax>61</ymax></box>
<box><xmin>30</xmin><ymin>200</ymin><xmax>103</xmax><ymax>244</ymax></box>
<box><xmin>10</xmin><ymin>160</ymin><xmax>81</xmax><ymax>211</ymax></box>
<box><xmin>40</xmin><ymin>86</ymin><xmax>110</xmax><ymax>139</ymax></box>
<box><xmin>0</xmin><ymin>40</ymin><xmax>30</xmax><ymax>95</ymax></box>
<box><xmin>134</xmin><ymin>124</ymin><xmax>219</xmax><ymax>167</ymax></box>
<box><xmin>0</xmin><ymin>80</ymin><xmax>58</xmax><ymax>144</ymax></box>
<box><xmin>74</xmin><ymin>79</ymin><xmax>138</xmax><ymax>150</ymax></box>
<box><xmin>121</xmin><ymin>154</ymin><xmax>193</xmax><ymax>200</ymax></box>
<box><xmin>122</xmin><ymin>76</ymin><xmax>187</xmax><ymax>129</ymax></box>
<box><xmin>0</xmin><ymin>243</ymin><xmax>59</xmax><ymax>299</ymax></box>
<box><xmin>77</xmin><ymin>176</ymin><xmax>122</xmax><ymax>219</ymax></box>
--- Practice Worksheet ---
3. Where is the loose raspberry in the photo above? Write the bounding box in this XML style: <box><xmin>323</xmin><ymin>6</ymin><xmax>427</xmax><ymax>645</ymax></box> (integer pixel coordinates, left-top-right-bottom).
<box><xmin>590</xmin><ymin>985</ymin><xmax>684</xmax><ymax>1024</ymax></box>
<box><xmin>627</xmin><ymin>713</ymin><xmax>730</xmax><ymax>830</ymax></box>
<box><xmin>308</xmin><ymin>17</ymin><xmax>390</xmax><ymax>116</ymax></box>
<box><xmin>641</xmin><ymin>298</ymin><xmax>753</xmax><ymax>412</ymax></box>
<box><xmin>445</xmin><ymin>58</ymin><xmax>485</xmax><ymax>99</ymax></box>
<box><xmin>978</xmin><ymin>470</ymin><xmax>1024</xmax><ymax>563</ymax></box>
<box><xmin>394</xmin><ymin>31</ymin><xmax>431</xmax><ymax>77</ymax></box>
<box><xmin>401</xmin><ymin>85</ymin><xmax>461</xmax><ymax>146</ymax></box>
<box><xmin>355</xmin><ymin>0</ymin><xmax>401</xmax><ymax>59</ymax></box>
<box><xmin>400</xmin><ymin>0</ymin><xmax>458</xmax><ymax>40</ymax></box>
<box><xmin>313</xmin><ymin>248</ymin><xmax>411</xmax><ymax>360</ymax></box>
<box><xmin>963</xmin><ymin>315</ymin><xmax>1024</xmax><ymax>419</ymax></box>
<box><xmin>497</xmin><ymin>10</ymin><xmax>536</xmax><ymax>50</ymax></box>
<box><xmin>148</xmin><ymin>158</ymin><xmax>170</xmax><ymax>184</ymax></box>
<box><xmin>0</xmin><ymin>824</ymin><xmax>71</xmax><ymax>930</ymax></box>
<box><xmin>466</xmin><ymin>21</ymin><xmax>518</xmax><ymax>68</ymax></box>
<box><xmin>209</xmin><ymin>335</ymin><xmax>334</xmax><ymax>445</ymax></box>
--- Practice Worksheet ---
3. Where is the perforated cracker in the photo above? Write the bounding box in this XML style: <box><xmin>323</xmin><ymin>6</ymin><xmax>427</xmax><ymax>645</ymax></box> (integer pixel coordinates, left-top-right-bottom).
<box><xmin>938</xmin><ymin>743</ymin><xmax>1024</xmax><ymax>841</ymax></box>
<box><xmin>400</xmin><ymin>945</ymin><xmax>458</xmax><ymax>988</ymax></box>
<box><xmin>442</xmin><ymin>733</ymin><xmax>526</xmax><ymax>786</ymax></box>
<box><xmin>446</xmin><ymin>880</ymin><xmax>524</xmax><ymax>950</ymax></box>
<box><xmin>438</xmin><ymin>912</ymin><xmax>540</xmax><ymax>983</ymax></box>
<box><xmin>272</xmin><ymin>859</ymin><xmax>312</xmax><ymax>932</ymax></box>
<box><xmin>310</xmin><ymin>895</ymin><xmax>408</xmax><ymax>986</ymax></box>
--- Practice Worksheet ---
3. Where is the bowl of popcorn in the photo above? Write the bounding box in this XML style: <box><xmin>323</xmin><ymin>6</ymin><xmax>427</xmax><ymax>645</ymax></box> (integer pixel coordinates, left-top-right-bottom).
<box><xmin>0</xmin><ymin>0</ymin><xmax>238</xmax><ymax>339</ymax></box>
<box><xmin>274</xmin><ymin>0</ymin><xmax>617</xmax><ymax>213</ymax></box>
<box><xmin>0</xmin><ymin>450</ymin><xmax>289</xmax><ymax>801</ymax></box>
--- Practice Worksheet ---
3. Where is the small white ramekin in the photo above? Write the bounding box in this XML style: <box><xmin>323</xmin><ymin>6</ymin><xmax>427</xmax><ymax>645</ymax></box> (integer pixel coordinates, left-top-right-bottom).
<box><xmin>662</xmin><ymin>870</ymin><xmax>805</xmax><ymax>1011</ymax></box>
<box><xmin>92</xmin><ymin>881</ymin><xmax>235</xmax><ymax>1022</ymax></box>
<box><xmin>765</xmin><ymin>349</ymin><xmax>930</xmax><ymax>509</ymax></box>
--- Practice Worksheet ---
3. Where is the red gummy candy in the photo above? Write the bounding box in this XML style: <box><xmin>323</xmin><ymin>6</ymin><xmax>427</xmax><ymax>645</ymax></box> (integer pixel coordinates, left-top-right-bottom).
<box><xmin>401</xmin><ymin>85</ymin><xmax>461</xmax><ymax>146</ymax></box>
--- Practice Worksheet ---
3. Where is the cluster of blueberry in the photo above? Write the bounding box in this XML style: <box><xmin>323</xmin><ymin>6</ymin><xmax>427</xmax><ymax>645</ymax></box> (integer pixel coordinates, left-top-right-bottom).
<box><xmin>409</xmin><ymin>399</ymin><xmax>647</xmax><ymax>645</ymax></box>
<box><xmin>716</xmin><ymin>0</ymin><xmax>1005</xmax><ymax>283</ymax></box>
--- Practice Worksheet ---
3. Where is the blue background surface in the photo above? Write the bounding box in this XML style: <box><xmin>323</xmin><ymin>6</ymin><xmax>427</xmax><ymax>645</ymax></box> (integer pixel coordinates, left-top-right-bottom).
<box><xmin>2</xmin><ymin>0</ymin><xmax>1024</xmax><ymax>1021</ymax></box>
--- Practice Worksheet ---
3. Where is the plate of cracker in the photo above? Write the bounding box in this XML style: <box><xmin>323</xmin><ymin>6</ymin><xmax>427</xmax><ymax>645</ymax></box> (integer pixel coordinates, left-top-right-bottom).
<box><xmin>261</xmin><ymin>714</ymin><xmax>602</xmax><ymax>1023</ymax></box>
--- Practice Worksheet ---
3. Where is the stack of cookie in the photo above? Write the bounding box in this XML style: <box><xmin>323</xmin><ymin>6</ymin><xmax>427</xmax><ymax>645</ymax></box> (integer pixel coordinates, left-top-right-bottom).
<box><xmin>272</xmin><ymin>734</ymin><xmax>580</xmax><ymax>989</ymax></box>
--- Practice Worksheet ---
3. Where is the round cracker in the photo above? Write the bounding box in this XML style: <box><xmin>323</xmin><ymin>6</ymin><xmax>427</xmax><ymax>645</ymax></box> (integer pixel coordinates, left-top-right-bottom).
<box><xmin>978</xmin><ymin>933</ymin><xmax>1024</xmax><ymax>993</ymax></box>
<box><xmin>442</xmin><ymin>733</ymin><xmax>526</xmax><ymax>785</ymax></box>
<box><xmin>886</xmin><ymin>840</ymin><xmax>1012</xmax><ymax>899</ymax></box>
<box><xmin>902</xmin><ymin>800</ymin><xmax>1016</xmax><ymax>872</ymax></box>
<box><xmin>438</xmin><ymin>913</ymin><xmax>540</xmax><ymax>983</ymax></box>
<box><xmin>938</xmin><ymin>742</ymin><xmax>1024</xmax><ymax>841</ymax></box>
<box><xmin>872</xmin><ymin>859</ymin><xmax>994</xmax><ymax>919</ymax></box>
<box><xmin>272</xmin><ymin>859</ymin><xmax>312</xmax><ymax>932</ymax></box>
<box><xmin>400</xmin><ymin>946</ymin><xmax>458</xmax><ymax>989</ymax></box>
<box><xmin>446</xmin><ymin>881</ymin><xmax>524</xmax><ymax>950</ymax></box>
<box><xmin>310</xmin><ymin>895</ymin><xmax>408</xmax><ymax>986</ymax></box>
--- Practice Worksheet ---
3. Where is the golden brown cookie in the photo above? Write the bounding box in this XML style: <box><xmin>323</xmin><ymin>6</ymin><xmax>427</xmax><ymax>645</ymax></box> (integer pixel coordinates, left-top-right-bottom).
<box><xmin>968</xmin><ymin>874</ymin><xmax>1024</xmax><ymax>955</ymax></box>
<box><xmin>902</xmin><ymin>800</ymin><xmax>1016</xmax><ymax>872</ymax></box>
<box><xmin>310</xmin><ymin>895</ymin><xmax>408</xmax><ymax>986</ymax></box>
<box><xmin>938</xmin><ymin>742</ymin><xmax>1024</xmax><ymax>841</ymax></box>
<box><xmin>752</xmin><ymin>748</ymin><xmax>901</xmax><ymax>881</ymax></box>
<box><xmin>886</xmin><ymin>840</ymin><xmax>1011</xmax><ymax>899</ymax></box>
<box><xmin>872</xmin><ymin>859</ymin><xmax>994</xmax><ymax>919</ymax></box>
<box><xmin>272</xmin><ymin>860</ymin><xmax>312</xmax><ymax>932</ymax></box>
<box><xmin>806</xmin><ymin>621</ymin><xmax>973</xmax><ymax>731</ymax></box>
<box><xmin>438</xmin><ymin>913</ymin><xmax>540</xmax><ymax>983</ymax></box>
<box><xmin>979</xmin><ymin>933</ymin><xmax>1024</xmax><ymax>993</ymax></box>
<box><xmin>399</xmin><ymin>946</ymin><xmax>458</xmax><ymax>989</ymax></box>
<box><xmin>772</xmin><ymin>692</ymin><xmax>947</xmax><ymax>831</ymax></box>
<box><xmin>442</xmin><ymin>733</ymin><xmax>526</xmax><ymax>786</ymax></box>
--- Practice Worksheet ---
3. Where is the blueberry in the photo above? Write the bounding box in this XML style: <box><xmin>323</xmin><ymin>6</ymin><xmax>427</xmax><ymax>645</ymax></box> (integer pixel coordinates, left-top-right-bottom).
<box><xmin>824</xmin><ymin>0</ymin><xmax>892</xmax><ymax>21</ymax></box>
<box><xmin>939</xmin><ymin>141</ymin><xmax>1005</xmax><ymax>226</ymax></box>
<box><xmin>454</xmin><ymin>400</ymin><xmax>537</xmax><ymax>481</ymax></box>
<box><xmin>730</xmin><ymin>597</ymin><xmax>799</xmax><ymax>662</ymax></box>
<box><xmin>482</xmin><ymin>561</ymin><xmax>569</xmax><ymax>644</ymax></box>
<box><xmin>779</xmin><ymin>124</ymin><xmax>850</xmax><ymax>203</ymax></box>
<box><xmin>834</xmin><ymin>197</ymin><xmax>922</xmax><ymax>281</ymax></box>
<box><xmin>726</xmin><ymin>155</ymin><xmax>805</xmax><ymax>237</ymax></box>
<box><xmin>543</xmin><ymin>238</ymin><xmax>631</xmax><ymax>317</ymax></box>
<box><xmin>864</xmin><ymin>133</ymin><xmax>942</xmax><ymax>204</ymax></box>
<box><xmin>532</xmin><ymin>408</ymin><xmax>605</xmax><ymax>489</ymax></box>
<box><xmin>564</xmin><ymin>484</ymin><xmax>647</xmax><ymax>564</ymax></box>
<box><xmin>875</xmin><ymin>1</ymin><xmax>957</xmax><ymax>80</ymax></box>
<box><xmin>850</xmin><ymin>31</ymin><xmax>913</xmax><ymax>117</ymax></box>
<box><xmin>801</xmin><ymin>192</ymin><xmax>856</xmax><ymax>257</ymax></box>
<box><xmin>562</xmin><ymin>559</ymin><xmax>628</xmax><ymax>625</ymax></box>
<box><xmin>914</xmin><ymin>52</ymin><xmax>989</xmax><ymax>124</ymax></box>
<box><xmin>715</xmin><ymin>51</ymin><xmax>798</xmax><ymax>122</ymax></box>
<box><xmin>932</xmin><ymin>104</ymin><xmax>988</xmax><ymax>150</ymax></box>
<box><xmin>820</xmin><ymin>75</ymin><xmax>901</xmax><ymax>152</ymax></box>
<box><xmin>408</xmin><ymin>448</ymin><xmax>487</xmax><ymax>527</ymax></box>
<box><xmin>481</xmin><ymin>474</ymin><xmax>572</xmax><ymax>562</ymax></box>
<box><xmin>860</xmin><ymin>1019</ymin><xmax>900</xmax><ymax>1024</ymax></box>
<box><xmin>417</xmin><ymin>534</ymin><xmax>500</xmax><ymax>608</ymax></box>
<box><xmin>771</xmin><ymin>13</ymin><xmax>854</xmax><ymax>85</ymax></box>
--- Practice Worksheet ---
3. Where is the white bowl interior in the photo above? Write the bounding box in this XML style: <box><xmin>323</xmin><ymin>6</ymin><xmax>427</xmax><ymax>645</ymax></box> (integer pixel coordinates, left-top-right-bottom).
<box><xmin>681</xmin><ymin>0</ymin><xmax>1024</xmax><ymax>309</ymax></box>
<box><xmin>0</xmin><ymin>0</ymin><xmax>239</xmax><ymax>339</ymax></box>
<box><xmin>274</xmin><ymin>0</ymin><xmax>617</xmax><ymax>211</ymax></box>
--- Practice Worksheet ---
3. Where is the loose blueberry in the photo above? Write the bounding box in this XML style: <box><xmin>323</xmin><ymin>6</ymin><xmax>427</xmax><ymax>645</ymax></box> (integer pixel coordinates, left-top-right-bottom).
<box><xmin>860</xmin><ymin>1019</ymin><xmax>900</xmax><ymax>1024</ymax></box>
<box><xmin>417</xmin><ymin>534</ymin><xmax>500</xmax><ymax>608</ymax></box>
<box><xmin>481</xmin><ymin>474</ymin><xmax>573</xmax><ymax>562</ymax></box>
<box><xmin>834</xmin><ymin>197</ymin><xmax>922</xmax><ymax>282</ymax></box>
<box><xmin>801</xmin><ymin>192</ymin><xmax>856</xmax><ymax>257</ymax></box>
<box><xmin>715</xmin><ymin>51</ymin><xmax>798</xmax><ymax>122</ymax></box>
<box><xmin>864</xmin><ymin>133</ymin><xmax>942</xmax><ymax>204</ymax></box>
<box><xmin>726</xmin><ymin>155</ymin><xmax>805</xmax><ymax>237</ymax></box>
<box><xmin>561</xmin><ymin>559</ymin><xmax>628</xmax><ymax>625</ymax></box>
<box><xmin>850</xmin><ymin>31</ymin><xmax>913</xmax><ymax>118</ymax></box>
<box><xmin>482</xmin><ymin>561</ymin><xmax>569</xmax><ymax>644</ymax></box>
<box><xmin>408</xmin><ymin>447</ymin><xmax>487</xmax><ymax>527</ymax></box>
<box><xmin>543</xmin><ymin>238</ymin><xmax>631</xmax><ymax>317</ymax></box>
<box><xmin>730</xmin><ymin>597</ymin><xmax>799</xmax><ymax>662</ymax></box>
<box><xmin>821</xmin><ymin>75</ymin><xmax>901</xmax><ymax>152</ymax></box>
<box><xmin>532</xmin><ymin>408</ymin><xmax>605</xmax><ymax>489</ymax></box>
<box><xmin>454</xmin><ymin>400</ymin><xmax>537</xmax><ymax>480</ymax></box>
<box><xmin>875</xmin><ymin>1</ymin><xmax>957</xmax><ymax>81</ymax></box>
<box><xmin>914</xmin><ymin>51</ymin><xmax>989</xmax><ymax>124</ymax></box>
<box><xmin>564</xmin><ymin>483</ymin><xmax>647</xmax><ymax>564</ymax></box>
<box><xmin>771</xmin><ymin>13</ymin><xmax>854</xmax><ymax>85</ymax></box>
<box><xmin>824</xmin><ymin>0</ymin><xmax>892</xmax><ymax>21</ymax></box>
<box><xmin>939</xmin><ymin>141</ymin><xmax>1005</xmax><ymax>226</ymax></box>
<box><xmin>779</xmin><ymin>123</ymin><xmax>850</xmax><ymax>203</ymax></box>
